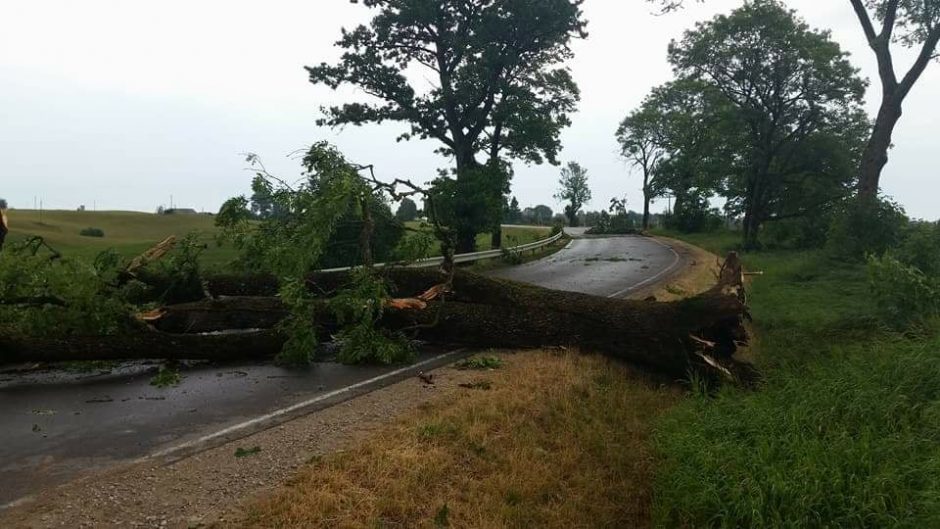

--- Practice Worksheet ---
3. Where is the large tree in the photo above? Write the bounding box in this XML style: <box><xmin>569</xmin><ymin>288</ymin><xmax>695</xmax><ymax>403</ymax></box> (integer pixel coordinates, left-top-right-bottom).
<box><xmin>307</xmin><ymin>0</ymin><xmax>586</xmax><ymax>252</ymax></box>
<box><xmin>653</xmin><ymin>0</ymin><xmax>940</xmax><ymax>202</ymax></box>
<box><xmin>554</xmin><ymin>161</ymin><xmax>592</xmax><ymax>226</ymax></box>
<box><xmin>669</xmin><ymin>0</ymin><xmax>868</xmax><ymax>248</ymax></box>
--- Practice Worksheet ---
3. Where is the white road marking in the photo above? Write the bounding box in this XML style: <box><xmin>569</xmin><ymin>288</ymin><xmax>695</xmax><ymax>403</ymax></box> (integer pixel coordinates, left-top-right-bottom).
<box><xmin>607</xmin><ymin>238</ymin><xmax>681</xmax><ymax>299</ymax></box>
<box><xmin>146</xmin><ymin>350</ymin><xmax>464</xmax><ymax>461</ymax></box>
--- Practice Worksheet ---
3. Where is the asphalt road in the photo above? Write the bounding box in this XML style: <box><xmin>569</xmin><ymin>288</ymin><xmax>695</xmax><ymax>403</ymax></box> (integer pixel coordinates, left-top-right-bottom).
<box><xmin>0</xmin><ymin>233</ymin><xmax>681</xmax><ymax>508</ymax></box>
<box><xmin>490</xmin><ymin>230</ymin><xmax>681</xmax><ymax>298</ymax></box>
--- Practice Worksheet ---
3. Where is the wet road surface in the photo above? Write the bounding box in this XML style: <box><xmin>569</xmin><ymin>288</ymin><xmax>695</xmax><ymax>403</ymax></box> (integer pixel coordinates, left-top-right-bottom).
<box><xmin>0</xmin><ymin>233</ymin><xmax>681</xmax><ymax>508</ymax></box>
<box><xmin>490</xmin><ymin>232</ymin><xmax>681</xmax><ymax>298</ymax></box>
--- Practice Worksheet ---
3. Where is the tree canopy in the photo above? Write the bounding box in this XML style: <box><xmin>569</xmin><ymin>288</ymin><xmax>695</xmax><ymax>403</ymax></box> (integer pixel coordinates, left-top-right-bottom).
<box><xmin>307</xmin><ymin>0</ymin><xmax>588</xmax><ymax>251</ymax></box>
<box><xmin>651</xmin><ymin>0</ymin><xmax>940</xmax><ymax>202</ymax></box>
<box><xmin>667</xmin><ymin>0</ymin><xmax>869</xmax><ymax>247</ymax></box>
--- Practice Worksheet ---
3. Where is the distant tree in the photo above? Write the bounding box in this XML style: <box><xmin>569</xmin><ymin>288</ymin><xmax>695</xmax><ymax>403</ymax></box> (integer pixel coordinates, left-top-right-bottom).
<box><xmin>307</xmin><ymin>0</ymin><xmax>587</xmax><ymax>252</ymax></box>
<box><xmin>669</xmin><ymin>0</ymin><xmax>869</xmax><ymax>248</ymax></box>
<box><xmin>526</xmin><ymin>205</ymin><xmax>554</xmax><ymax>225</ymax></box>
<box><xmin>395</xmin><ymin>197</ymin><xmax>419</xmax><ymax>222</ymax></box>
<box><xmin>503</xmin><ymin>196</ymin><xmax>523</xmax><ymax>224</ymax></box>
<box><xmin>617</xmin><ymin>106</ymin><xmax>665</xmax><ymax>230</ymax></box>
<box><xmin>609</xmin><ymin>196</ymin><xmax>628</xmax><ymax>216</ymax></box>
<box><xmin>554</xmin><ymin>162</ymin><xmax>592</xmax><ymax>227</ymax></box>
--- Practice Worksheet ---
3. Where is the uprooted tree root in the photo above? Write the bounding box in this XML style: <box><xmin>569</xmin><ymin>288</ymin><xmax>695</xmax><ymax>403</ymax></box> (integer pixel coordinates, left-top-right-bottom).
<box><xmin>0</xmin><ymin>254</ymin><xmax>758</xmax><ymax>386</ymax></box>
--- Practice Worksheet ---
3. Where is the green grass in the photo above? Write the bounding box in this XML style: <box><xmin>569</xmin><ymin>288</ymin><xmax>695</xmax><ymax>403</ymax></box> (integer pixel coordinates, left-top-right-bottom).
<box><xmin>651</xmin><ymin>230</ymin><xmax>940</xmax><ymax>528</ymax></box>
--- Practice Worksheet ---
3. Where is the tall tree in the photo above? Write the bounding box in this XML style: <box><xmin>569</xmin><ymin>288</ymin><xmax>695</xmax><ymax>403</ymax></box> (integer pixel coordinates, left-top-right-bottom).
<box><xmin>307</xmin><ymin>0</ymin><xmax>586</xmax><ymax>252</ymax></box>
<box><xmin>849</xmin><ymin>0</ymin><xmax>940</xmax><ymax>200</ymax></box>
<box><xmin>617</xmin><ymin>105</ymin><xmax>666</xmax><ymax>230</ymax></box>
<box><xmin>653</xmin><ymin>0</ymin><xmax>940</xmax><ymax>201</ymax></box>
<box><xmin>669</xmin><ymin>0</ymin><xmax>868</xmax><ymax>248</ymax></box>
<box><xmin>554</xmin><ymin>161</ymin><xmax>592</xmax><ymax>226</ymax></box>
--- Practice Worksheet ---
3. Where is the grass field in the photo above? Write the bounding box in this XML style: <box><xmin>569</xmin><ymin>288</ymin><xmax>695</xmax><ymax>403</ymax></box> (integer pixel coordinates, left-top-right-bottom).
<box><xmin>4</xmin><ymin>209</ymin><xmax>237</xmax><ymax>266</ymax></box>
<box><xmin>403</xmin><ymin>221</ymin><xmax>551</xmax><ymax>252</ymax></box>
<box><xmin>651</xmin><ymin>229</ymin><xmax>940</xmax><ymax>528</ymax></box>
<box><xmin>4</xmin><ymin>210</ymin><xmax>550</xmax><ymax>269</ymax></box>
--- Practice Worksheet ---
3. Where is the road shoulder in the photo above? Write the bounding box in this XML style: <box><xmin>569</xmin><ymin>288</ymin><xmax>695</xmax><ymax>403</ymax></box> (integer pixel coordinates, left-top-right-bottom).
<box><xmin>627</xmin><ymin>236</ymin><xmax>721</xmax><ymax>301</ymax></box>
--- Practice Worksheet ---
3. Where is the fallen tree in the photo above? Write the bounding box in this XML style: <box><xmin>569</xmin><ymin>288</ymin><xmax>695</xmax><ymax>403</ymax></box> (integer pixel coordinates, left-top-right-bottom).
<box><xmin>0</xmin><ymin>253</ymin><xmax>756</xmax><ymax>384</ymax></box>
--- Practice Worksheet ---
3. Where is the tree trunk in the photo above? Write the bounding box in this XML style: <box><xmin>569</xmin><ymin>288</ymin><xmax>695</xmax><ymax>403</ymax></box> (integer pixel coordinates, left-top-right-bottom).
<box><xmin>857</xmin><ymin>95</ymin><xmax>902</xmax><ymax>201</ymax></box>
<box><xmin>643</xmin><ymin>193</ymin><xmax>651</xmax><ymax>231</ymax></box>
<box><xmin>491</xmin><ymin>227</ymin><xmax>502</xmax><ymax>250</ymax></box>
<box><xmin>1</xmin><ymin>262</ymin><xmax>758</xmax><ymax>384</ymax></box>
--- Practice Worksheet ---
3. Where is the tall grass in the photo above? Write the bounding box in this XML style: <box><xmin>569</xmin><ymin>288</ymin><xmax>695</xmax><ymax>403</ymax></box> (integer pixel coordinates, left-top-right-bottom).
<box><xmin>652</xmin><ymin>231</ymin><xmax>940</xmax><ymax>528</ymax></box>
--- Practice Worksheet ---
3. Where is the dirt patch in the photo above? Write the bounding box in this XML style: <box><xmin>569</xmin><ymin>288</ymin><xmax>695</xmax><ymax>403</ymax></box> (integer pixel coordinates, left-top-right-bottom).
<box><xmin>630</xmin><ymin>236</ymin><xmax>721</xmax><ymax>302</ymax></box>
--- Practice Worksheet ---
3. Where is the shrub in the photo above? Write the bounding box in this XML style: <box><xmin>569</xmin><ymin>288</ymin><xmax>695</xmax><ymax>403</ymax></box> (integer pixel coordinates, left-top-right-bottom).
<box><xmin>827</xmin><ymin>197</ymin><xmax>907</xmax><ymax>260</ymax></box>
<box><xmin>764</xmin><ymin>212</ymin><xmax>833</xmax><ymax>249</ymax></box>
<box><xmin>867</xmin><ymin>254</ymin><xmax>940</xmax><ymax>325</ymax></box>
<box><xmin>663</xmin><ymin>195</ymin><xmax>724</xmax><ymax>234</ymax></box>
<box><xmin>896</xmin><ymin>221</ymin><xmax>940</xmax><ymax>277</ymax></box>
<box><xmin>79</xmin><ymin>227</ymin><xmax>105</xmax><ymax>238</ymax></box>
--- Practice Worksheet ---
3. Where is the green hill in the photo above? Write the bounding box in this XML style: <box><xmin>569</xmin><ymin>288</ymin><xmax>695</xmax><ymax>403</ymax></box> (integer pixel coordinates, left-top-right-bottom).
<box><xmin>4</xmin><ymin>209</ymin><xmax>236</xmax><ymax>266</ymax></box>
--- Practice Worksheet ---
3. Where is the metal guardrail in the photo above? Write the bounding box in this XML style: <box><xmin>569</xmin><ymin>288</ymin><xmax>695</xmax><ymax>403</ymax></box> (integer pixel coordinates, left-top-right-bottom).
<box><xmin>319</xmin><ymin>230</ymin><xmax>565</xmax><ymax>273</ymax></box>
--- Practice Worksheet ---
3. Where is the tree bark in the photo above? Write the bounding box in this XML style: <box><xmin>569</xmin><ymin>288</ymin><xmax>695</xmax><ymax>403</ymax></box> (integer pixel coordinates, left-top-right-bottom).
<box><xmin>1</xmin><ymin>262</ymin><xmax>758</xmax><ymax>384</ymax></box>
<box><xmin>857</xmin><ymin>95</ymin><xmax>902</xmax><ymax>201</ymax></box>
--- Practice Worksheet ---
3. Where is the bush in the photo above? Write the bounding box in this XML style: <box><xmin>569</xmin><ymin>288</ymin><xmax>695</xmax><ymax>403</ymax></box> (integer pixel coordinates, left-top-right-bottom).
<box><xmin>867</xmin><ymin>254</ymin><xmax>939</xmax><ymax>325</ymax></box>
<box><xmin>79</xmin><ymin>227</ymin><xmax>105</xmax><ymax>238</ymax></box>
<box><xmin>896</xmin><ymin>221</ymin><xmax>940</xmax><ymax>277</ymax></box>
<box><xmin>663</xmin><ymin>195</ymin><xmax>723</xmax><ymax>234</ymax></box>
<box><xmin>764</xmin><ymin>212</ymin><xmax>833</xmax><ymax>249</ymax></box>
<box><xmin>827</xmin><ymin>197</ymin><xmax>907</xmax><ymax>260</ymax></box>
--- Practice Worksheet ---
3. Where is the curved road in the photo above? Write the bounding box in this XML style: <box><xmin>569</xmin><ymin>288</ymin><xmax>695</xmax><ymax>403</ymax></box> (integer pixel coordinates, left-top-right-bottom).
<box><xmin>491</xmin><ymin>229</ymin><xmax>681</xmax><ymax>298</ymax></box>
<box><xmin>0</xmin><ymin>232</ymin><xmax>682</xmax><ymax>508</ymax></box>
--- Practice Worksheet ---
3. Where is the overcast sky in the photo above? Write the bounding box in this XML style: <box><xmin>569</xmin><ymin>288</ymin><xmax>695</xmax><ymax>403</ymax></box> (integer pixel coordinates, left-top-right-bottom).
<box><xmin>1</xmin><ymin>0</ymin><xmax>937</xmax><ymax>219</ymax></box>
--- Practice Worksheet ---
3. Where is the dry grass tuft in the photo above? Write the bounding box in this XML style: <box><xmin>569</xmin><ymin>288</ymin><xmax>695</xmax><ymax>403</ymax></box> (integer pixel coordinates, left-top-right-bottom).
<box><xmin>231</xmin><ymin>351</ymin><xmax>679</xmax><ymax>529</ymax></box>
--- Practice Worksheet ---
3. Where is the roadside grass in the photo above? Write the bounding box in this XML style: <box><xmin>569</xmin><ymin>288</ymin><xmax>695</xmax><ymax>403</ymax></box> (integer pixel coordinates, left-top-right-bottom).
<box><xmin>234</xmin><ymin>351</ymin><xmax>679</xmax><ymax>529</ymax></box>
<box><xmin>651</xmin><ymin>230</ymin><xmax>940</xmax><ymax>528</ymax></box>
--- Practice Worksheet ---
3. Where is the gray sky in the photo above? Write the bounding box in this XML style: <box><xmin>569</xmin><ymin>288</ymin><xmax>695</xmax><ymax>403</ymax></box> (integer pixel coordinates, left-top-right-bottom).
<box><xmin>1</xmin><ymin>0</ymin><xmax>937</xmax><ymax>219</ymax></box>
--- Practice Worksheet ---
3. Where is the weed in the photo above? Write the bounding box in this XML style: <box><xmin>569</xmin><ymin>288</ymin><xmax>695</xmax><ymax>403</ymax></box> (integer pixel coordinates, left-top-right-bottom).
<box><xmin>433</xmin><ymin>504</ymin><xmax>450</xmax><ymax>528</ymax></box>
<box><xmin>459</xmin><ymin>380</ymin><xmax>492</xmax><ymax>390</ymax></box>
<box><xmin>665</xmin><ymin>285</ymin><xmax>686</xmax><ymax>296</ymax></box>
<box><xmin>235</xmin><ymin>446</ymin><xmax>262</xmax><ymax>458</ymax></box>
<box><xmin>417</xmin><ymin>422</ymin><xmax>458</xmax><ymax>439</ymax></box>
<box><xmin>455</xmin><ymin>355</ymin><xmax>503</xmax><ymax>370</ymax></box>
<box><xmin>149</xmin><ymin>364</ymin><xmax>182</xmax><ymax>388</ymax></box>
